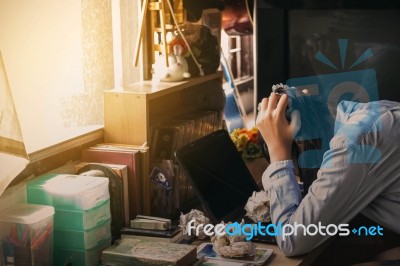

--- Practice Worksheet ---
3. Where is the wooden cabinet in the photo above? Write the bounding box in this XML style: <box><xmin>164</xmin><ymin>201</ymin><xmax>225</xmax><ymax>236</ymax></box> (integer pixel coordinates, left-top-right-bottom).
<box><xmin>104</xmin><ymin>72</ymin><xmax>223</xmax><ymax>214</ymax></box>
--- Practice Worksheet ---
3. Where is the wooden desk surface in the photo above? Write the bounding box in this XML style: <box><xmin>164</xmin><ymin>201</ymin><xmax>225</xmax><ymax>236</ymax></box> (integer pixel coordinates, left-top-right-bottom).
<box><xmin>255</xmin><ymin>240</ymin><xmax>330</xmax><ymax>266</ymax></box>
<box><xmin>256</xmin><ymin>242</ymin><xmax>303</xmax><ymax>266</ymax></box>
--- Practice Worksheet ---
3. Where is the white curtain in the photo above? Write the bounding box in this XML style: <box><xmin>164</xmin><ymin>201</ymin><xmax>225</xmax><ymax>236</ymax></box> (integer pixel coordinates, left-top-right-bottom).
<box><xmin>0</xmin><ymin>51</ymin><xmax>29</xmax><ymax>196</ymax></box>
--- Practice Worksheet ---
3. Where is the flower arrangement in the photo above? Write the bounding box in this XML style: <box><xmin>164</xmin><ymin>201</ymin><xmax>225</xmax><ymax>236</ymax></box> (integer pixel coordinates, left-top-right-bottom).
<box><xmin>230</xmin><ymin>127</ymin><xmax>263</xmax><ymax>160</ymax></box>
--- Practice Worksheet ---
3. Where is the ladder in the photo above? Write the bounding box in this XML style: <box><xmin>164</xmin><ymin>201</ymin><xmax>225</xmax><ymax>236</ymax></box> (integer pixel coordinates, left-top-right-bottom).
<box><xmin>133</xmin><ymin>0</ymin><xmax>175</xmax><ymax>68</ymax></box>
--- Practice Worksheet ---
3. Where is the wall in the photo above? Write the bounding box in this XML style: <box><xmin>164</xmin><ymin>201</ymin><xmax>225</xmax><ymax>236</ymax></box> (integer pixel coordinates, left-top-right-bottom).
<box><xmin>0</xmin><ymin>183</ymin><xmax>26</xmax><ymax>211</ymax></box>
<box><xmin>0</xmin><ymin>0</ymin><xmax>115</xmax><ymax>153</ymax></box>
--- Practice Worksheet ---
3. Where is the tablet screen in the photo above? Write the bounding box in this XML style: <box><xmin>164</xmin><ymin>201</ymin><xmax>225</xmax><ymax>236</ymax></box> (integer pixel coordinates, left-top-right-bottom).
<box><xmin>175</xmin><ymin>130</ymin><xmax>259</xmax><ymax>222</ymax></box>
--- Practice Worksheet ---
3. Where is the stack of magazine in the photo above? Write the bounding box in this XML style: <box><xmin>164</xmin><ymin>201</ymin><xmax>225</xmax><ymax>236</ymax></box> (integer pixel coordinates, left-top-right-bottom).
<box><xmin>120</xmin><ymin>225</ymin><xmax>183</xmax><ymax>243</ymax></box>
<box><xmin>149</xmin><ymin>110</ymin><xmax>224</xmax><ymax>218</ymax></box>
<box><xmin>102</xmin><ymin>238</ymin><xmax>197</xmax><ymax>266</ymax></box>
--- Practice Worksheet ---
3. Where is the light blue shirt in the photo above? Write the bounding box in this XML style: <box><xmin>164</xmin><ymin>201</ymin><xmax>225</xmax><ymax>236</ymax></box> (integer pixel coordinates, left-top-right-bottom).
<box><xmin>262</xmin><ymin>100</ymin><xmax>400</xmax><ymax>256</ymax></box>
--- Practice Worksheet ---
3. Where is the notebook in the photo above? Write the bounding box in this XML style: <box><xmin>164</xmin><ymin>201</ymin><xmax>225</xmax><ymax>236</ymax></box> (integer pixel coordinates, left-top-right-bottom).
<box><xmin>174</xmin><ymin>129</ymin><xmax>276</xmax><ymax>244</ymax></box>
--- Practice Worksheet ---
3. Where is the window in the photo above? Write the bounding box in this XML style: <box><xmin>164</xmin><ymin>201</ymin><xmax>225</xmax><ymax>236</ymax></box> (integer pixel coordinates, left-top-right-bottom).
<box><xmin>0</xmin><ymin>0</ymin><xmax>141</xmax><ymax>153</ymax></box>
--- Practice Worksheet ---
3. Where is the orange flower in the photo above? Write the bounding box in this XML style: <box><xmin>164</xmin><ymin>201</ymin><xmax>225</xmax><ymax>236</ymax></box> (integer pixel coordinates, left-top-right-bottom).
<box><xmin>247</xmin><ymin>130</ymin><xmax>259</xmax><ymax>143</ymax></box>
<box><xmin>237</xmin><ymin>128</ymin><xmax>248</xmax><ymax>135</ymax></box>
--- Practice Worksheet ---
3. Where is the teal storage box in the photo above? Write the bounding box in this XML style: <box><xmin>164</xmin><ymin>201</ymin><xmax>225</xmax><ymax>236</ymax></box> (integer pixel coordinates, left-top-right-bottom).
<box><xmin>54</xmin><ymin>237</ymin><xmax>111</xmax><ymax>266</ymax></box>
<box><xmin>27</xmin><ymin>174</ymin><xmax>109</xmax><ymax>210</ymax></box>
<box><xmin>54</xmin><ymin>198</ymin><xmax>111</xmax><ymax>231</ymax></box>
<box><xmin>54</xmin><ymin>218</ymin><xmax>111</xmax><ymax>250</ymax></box>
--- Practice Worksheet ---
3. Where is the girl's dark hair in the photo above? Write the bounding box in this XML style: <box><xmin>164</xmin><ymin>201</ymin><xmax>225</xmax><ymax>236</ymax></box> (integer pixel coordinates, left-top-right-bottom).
<box><xmin>286</xmin><ymin>87</ymin><xmax>334</xmax><ymax>167</ymax></box>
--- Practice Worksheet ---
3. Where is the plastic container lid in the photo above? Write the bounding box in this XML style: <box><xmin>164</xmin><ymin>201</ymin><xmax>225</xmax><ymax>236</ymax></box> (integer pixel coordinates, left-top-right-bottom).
<box><xmin>42</xmin><ymin>174</ymin><xmax>108</xmax><ymax>195</ymax></box>
<box><xmin>28</xmin><ymin>174</ymin><xmax>110</xmax><ymax>210</ymax></box>
<box><xmin>0</xmin><ymin>203</ymin><xmax>54</xmax><ymax>224</ymax></box>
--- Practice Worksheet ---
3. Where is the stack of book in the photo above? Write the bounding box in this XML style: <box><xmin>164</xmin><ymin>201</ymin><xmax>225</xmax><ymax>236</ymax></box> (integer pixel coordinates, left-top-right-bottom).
<box><xmin>120</xmin><ymin>225</ymin><xmax>183</xmax><ymax>243</ymax></box>
<box><xmin>102</xmin><ymin>238</ymin><xmax>197</xmax><ymax>266</ymax></box>
<box><xmin>81</xmin><ymin>143</ymin><xmax>148</xmax><ymax>221</ymax></box>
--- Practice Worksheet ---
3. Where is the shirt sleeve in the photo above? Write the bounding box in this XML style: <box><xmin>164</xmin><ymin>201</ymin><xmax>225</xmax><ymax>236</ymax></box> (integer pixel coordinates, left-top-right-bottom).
<box><xmin>262</xmin><ymin>135</ymin><xmax>385</xmax><ymax>257</ymax></box>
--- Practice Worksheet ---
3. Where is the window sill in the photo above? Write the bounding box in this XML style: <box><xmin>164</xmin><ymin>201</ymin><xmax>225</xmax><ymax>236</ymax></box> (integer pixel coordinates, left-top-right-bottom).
<box><xmin>28</xmin><ymin>126</ymin><xmax>103</xmax><ymax>162</ymax></box>
<box><xmin>9</xmin><ymin>126</ymin><xmax>104</xmax><ymax>187</ymax></box>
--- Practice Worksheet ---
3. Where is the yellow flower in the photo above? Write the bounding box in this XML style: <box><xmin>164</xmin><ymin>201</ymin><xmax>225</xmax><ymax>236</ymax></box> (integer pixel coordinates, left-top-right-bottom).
<box><xmin>230</xmin><ymin>127</ymin><xmax>261</xmax><ymax>154</ymax></box>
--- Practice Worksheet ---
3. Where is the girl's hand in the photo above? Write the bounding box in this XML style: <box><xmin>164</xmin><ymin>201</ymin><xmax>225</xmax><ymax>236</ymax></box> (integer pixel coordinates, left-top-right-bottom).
<box><xmin>256</xmin><ymin>93</ymin><xmax>301</xmax><ymax>163</ymax></box>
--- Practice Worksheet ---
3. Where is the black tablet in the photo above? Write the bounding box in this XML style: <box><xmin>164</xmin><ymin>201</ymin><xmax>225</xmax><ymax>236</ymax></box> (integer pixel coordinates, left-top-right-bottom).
<box><xmin>174</xmin><ymin>129</ymin><xmax>259</xmax><ymax>224</ymax></box>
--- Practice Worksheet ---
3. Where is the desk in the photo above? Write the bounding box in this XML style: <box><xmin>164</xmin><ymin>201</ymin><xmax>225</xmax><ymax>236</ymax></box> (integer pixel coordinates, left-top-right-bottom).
<box><xmin>245</xmin><ymin>157</ymin><xmax>269</xmax><ymax>188</ymax></box>
<box><xmin>252</xmin><ymin>243</ymin><xmax>303</xmax><ymax>266</ymax></box>
<box><xmin>255</xmin><ymin>239</ymin><xmax>331</xmax><ymax>266</ymax></box>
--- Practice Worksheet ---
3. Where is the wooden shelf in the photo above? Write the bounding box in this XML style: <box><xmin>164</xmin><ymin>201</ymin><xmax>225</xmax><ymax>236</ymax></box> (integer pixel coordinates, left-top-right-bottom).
<box><xmin>117</xmin><ymin>71</ymin><xmax>222</xmax><ymax>99</ymax></box>
<box><xmin>103</xmin><ymin>72</ymin><xmax>223</xmax><ymax>215</ymax></box>
<box><xmin>104</xmin><ymin>72</ymin><xmax>222</xmax><ymax>145</ymax></box>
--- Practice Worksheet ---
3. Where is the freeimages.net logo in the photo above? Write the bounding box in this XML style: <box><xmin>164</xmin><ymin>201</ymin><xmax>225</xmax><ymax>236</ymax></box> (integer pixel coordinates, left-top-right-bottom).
<box><xmin>286</xmin><ymin>39</ymin><xmax>381</xmax><ymax>169</ymax></box>
<box><xmin>186</xmin><ymin>219</ymin><xmax>384</xmax><ymax>241</ymax></box>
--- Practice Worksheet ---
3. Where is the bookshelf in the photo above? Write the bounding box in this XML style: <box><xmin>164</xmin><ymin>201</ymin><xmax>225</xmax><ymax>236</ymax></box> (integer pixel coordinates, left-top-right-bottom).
<box><xmin>104</xmin><ymin>72</ymin><xmax>223</xmax><ymax>215</ymax></box>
